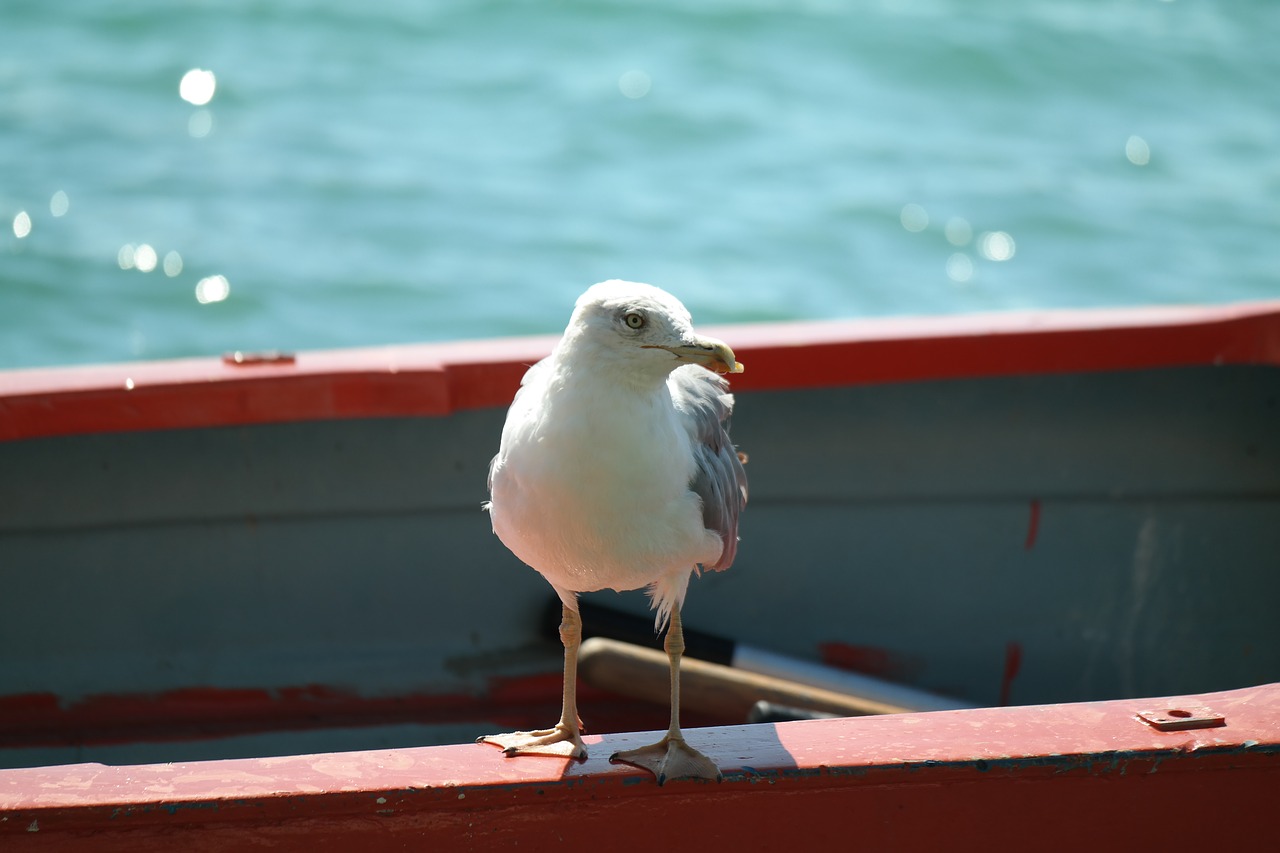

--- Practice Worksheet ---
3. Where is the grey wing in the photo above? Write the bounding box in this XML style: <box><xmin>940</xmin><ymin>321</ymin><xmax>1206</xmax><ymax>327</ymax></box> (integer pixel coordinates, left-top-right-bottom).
<box><xmin>669</xmin><ymin>364</ymin><xmax>749</xmax><ymax>571</ymax></box>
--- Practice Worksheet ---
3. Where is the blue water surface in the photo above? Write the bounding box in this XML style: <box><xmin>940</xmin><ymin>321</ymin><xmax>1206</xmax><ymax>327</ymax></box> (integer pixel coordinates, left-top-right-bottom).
<box><xmin>2</xmin><ymin>0</ymin><xmax>1277</xmax><ymax>369</ymax></box>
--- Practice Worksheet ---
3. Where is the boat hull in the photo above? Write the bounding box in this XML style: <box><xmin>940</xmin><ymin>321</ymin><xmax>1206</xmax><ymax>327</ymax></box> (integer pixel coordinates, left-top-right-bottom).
<box><xmin>1</xmin><ymin>302</ymin><xmax>1278</xmax><ymax>771</ymax></box>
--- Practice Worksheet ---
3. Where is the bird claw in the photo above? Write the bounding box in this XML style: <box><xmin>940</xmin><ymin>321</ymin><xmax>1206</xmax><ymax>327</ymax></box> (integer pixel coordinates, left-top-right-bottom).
<box><xmin>610</xmin><ymin>733</ymin><xmax>721</xmax><ymax>785</ymax></box>
<box><xmin>477</xmin><ymin>725</ymin><xmax>588</xmax><ymax>761</ymax></box>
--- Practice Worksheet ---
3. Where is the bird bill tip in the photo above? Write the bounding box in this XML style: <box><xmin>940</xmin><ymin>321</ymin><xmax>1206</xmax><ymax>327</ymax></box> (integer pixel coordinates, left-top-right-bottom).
<box><xmin>715</xmin><ymin>360</ymin><xmax>744</xmax><ymax>375</ymax></box>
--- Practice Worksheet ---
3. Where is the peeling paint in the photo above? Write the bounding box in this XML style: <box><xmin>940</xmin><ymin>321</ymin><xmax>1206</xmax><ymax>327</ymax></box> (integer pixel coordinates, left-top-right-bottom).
<box><xmin>3</xmin><ymin>686</ymin><xmax>1278</xmax><ymax>849</ymax></box>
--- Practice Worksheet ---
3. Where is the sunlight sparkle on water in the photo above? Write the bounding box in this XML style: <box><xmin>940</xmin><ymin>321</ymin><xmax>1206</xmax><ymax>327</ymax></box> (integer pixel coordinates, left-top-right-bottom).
<box><xmin>188</xmin><ymin>110</ymin><xmax>213</xmax><ymax>138</ymax></box>
<box><xmin>13</xmin><ymin>211</ymin><xmax>32</xmax><ymax>239</ymax></box>
<box><xmin>180</xmin><ymin>69</ymin><xmax>217</xmax><ymax>106</ymax></box>
<box><xmin>946</xmin><ymin>253</ymin><xmax>974</xmax><ymax>283</ymax></box>
<box><xmin>979</xmin><ymin>231</ymin><xmax>1016</xmax><ymax>262</ymax></box>
<box><xmin>133</xmin><ymin>244</ymin><xmax>158</xmax><ymax>273</ymax></box>
<box><xmin>900</xmin><ymin>203</ymin><xmax>928</xmax><ymax>232</ymax></box>
<box><xmin>618</xmin><ymin>70</ymin><xmax>652</xmax><ymax>99</ymax></box>
<box><xmin>1126</xmin><ymin>135</ymin><xmax>1150</xmax><ymax>166</ymax></box>
<box><xmin>195</xmin><ymin>274</ymin><xmax>230</xmax><ymax>304</ymax></box>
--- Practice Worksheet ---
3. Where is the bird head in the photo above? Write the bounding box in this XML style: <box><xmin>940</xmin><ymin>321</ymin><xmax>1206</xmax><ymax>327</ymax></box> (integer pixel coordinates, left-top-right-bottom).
<box><xmin>563</xmin><ymin>280</ymin><xmax>744</xmax><ymax>378</ymax></box>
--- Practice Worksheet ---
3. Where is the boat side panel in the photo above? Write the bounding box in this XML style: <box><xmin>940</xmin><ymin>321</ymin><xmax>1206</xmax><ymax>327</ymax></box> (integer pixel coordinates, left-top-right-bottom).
<box><xmin>733</xmin><ymin>364</ymin><xmax>1280</xmax><ymax>501</ymax></box>
<box><xmin>4</xmin><ymin>366</ymin><xmax>1275</xmax><ymax>529</ymax></box>
<box><xmin>0</xmin><ymin>408</ymin><xmax>506</xmax><ymax>533</ymax></box>
<box><xmin>1</xmin><ymin>366</ymin><xmax>1277</xmax><ymax>765</ymax></box>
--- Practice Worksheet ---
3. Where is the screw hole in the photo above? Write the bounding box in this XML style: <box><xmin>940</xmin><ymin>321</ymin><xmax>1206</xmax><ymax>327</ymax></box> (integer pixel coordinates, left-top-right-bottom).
<box><xmin>1167</xmin><ymin>709</ymin><xmax>1192</xmax><ymax>718</ymax></box>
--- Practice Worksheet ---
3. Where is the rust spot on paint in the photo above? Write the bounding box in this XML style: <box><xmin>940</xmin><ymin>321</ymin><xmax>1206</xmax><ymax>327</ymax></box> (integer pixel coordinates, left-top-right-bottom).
<box><xmin>999</xmin><ymin>643</ymin><xmax>1023</xmax><ymax>706</ymax></box>
<box><xmin>1024</xmin><ymin>499</ymin><xmax>1041</xmax><ymax>550</ymax></box>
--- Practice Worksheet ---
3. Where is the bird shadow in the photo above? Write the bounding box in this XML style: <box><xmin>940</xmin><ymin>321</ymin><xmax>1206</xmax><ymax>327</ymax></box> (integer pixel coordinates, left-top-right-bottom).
<box><xmin>576</xmin><ymin>720</ymin><xmax>802</xmax><ymax>787</ymax></box>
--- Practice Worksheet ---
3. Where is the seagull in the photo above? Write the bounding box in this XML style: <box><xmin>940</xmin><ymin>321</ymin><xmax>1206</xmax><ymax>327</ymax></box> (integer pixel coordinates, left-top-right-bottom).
<box><xmin>478</xmin><ymin>280</ymin><xmax>748</xmax><ymax>784</ymax></box>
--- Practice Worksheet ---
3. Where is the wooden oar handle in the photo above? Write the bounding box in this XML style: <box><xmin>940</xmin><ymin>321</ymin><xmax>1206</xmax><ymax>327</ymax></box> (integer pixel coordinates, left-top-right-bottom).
<box><xmin>577</xmin><ymin>637</ymin><xmax>911</xmax><ymax>720</ymax></box>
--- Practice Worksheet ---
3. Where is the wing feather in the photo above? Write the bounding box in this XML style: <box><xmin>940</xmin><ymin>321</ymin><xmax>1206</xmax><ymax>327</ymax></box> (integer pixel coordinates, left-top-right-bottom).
<box><xmin>669</xmin><ymin>364</ymin><xmax>748</xmax><ymax>571</ymax></box>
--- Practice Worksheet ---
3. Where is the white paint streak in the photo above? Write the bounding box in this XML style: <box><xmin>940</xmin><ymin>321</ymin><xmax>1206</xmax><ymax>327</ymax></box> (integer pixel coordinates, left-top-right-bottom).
<box><xmin>1118</xmin><ymin>516</ymin><xmax>1160</xmax><ymax>696</ymax></box>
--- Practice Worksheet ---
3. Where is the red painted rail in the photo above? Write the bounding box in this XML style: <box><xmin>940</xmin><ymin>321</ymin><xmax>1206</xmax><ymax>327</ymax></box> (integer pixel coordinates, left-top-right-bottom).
<box><xmin>2</xmin><ymin>682</ymin><xmax>1277</xmax><ymax>851</ymax></box>
<box><xmin>2</xmin><ymin>301</ymin><xmax>1279</xmax><ymax>441</ymax></box>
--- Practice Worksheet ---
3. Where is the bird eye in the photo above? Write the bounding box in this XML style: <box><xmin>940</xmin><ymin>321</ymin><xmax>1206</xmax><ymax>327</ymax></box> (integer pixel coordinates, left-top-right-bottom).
<box><xmin>623</xmin><ymin>312</ymin><xmax>646</xmax><ymax>329</ymax></box>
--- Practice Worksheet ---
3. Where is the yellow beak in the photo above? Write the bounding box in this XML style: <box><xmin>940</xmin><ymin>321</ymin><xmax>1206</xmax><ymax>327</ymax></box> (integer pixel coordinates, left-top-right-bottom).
<box><xmin>652</xmin><ymin>337</ymin><xmax>744</xmax><ymax>375</ymax></box>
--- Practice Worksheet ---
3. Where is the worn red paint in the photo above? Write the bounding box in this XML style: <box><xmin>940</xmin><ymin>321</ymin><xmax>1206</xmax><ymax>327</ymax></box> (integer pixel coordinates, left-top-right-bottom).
<box><xmin>3</xmin><ymin>301</ymin><xmax>1280</xmax><ymax>442</ymax></box>
<box><xmin>1024</xmin><ymin>499</ymin><xmax>1041</xmax><ymax>550</ymax></box>
<box><xmin>0</xmin><ymin>676</ymin><xmax>714</xmax><ymax>751</ymax></box>
<box><xmin>1000</xmin><ymin>642</ymin><xmax>1024</xmax><ymax>706</ymax></box>
<box><xmin>3</xmin><ymin>683</ymin><xmax>1277</xmax><ymax>852</ymax></box>
<box><xmin>818</xmin><ymin>642</ymin><xmax>919</xmax><ymax>681</ymax></box>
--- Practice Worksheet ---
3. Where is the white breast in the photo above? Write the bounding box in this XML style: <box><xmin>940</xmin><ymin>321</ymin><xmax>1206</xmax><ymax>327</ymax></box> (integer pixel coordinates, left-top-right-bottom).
<box><xmin>488</xmin><ymin>365</ymin><xmax>721</xmax><ymax>596</ymax></box>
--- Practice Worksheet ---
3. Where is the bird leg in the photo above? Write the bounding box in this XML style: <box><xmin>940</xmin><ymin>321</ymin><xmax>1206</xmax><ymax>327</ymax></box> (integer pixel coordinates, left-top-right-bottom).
<box><xmin>609</xmin><ymin>606</ymin><xmax>721</xmax><ymax>784</ymax></box>
<box><xmin>477</xmin><ymin>603</ymin><xmax>587</xmax><ymax>760</ymax></box>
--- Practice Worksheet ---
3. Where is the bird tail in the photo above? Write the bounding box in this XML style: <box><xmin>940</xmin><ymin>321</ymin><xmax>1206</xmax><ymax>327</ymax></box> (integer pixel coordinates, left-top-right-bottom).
<box><xmin>646</xmin><ymin>570</ymin><xmax>692</xmax><ymax>633</ymax></box>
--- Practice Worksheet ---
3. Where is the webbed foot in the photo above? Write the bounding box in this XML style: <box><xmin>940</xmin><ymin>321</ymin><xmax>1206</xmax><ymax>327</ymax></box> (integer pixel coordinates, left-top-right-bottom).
<box><xmin>477</xmin><ymin>724</ymin><xmax>587</xmax><ymax>761</ymax></box>
<box><xmin>609</xmin><ymin>733</ymin><xmax>721</xmax><ymax>785</ymax></box>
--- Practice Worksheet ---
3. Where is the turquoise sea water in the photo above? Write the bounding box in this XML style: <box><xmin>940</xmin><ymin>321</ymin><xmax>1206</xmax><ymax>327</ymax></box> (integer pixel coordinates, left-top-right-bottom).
<box><xmin>2</xmin><ymin>0</ymin><xmax>1278</xmax><ymax>370</ymax></box>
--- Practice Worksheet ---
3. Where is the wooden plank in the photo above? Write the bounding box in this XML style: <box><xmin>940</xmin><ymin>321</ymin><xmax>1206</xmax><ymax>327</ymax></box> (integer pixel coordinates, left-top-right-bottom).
<box><xmin>2</xmin><ymin>682</ymin><xmax>1277</xmax><ymax>851</ymax></box>
<box><xmin>577</xmin><ymin>637</ymin><xmax>912</xmax><ymax>717</ymax></box>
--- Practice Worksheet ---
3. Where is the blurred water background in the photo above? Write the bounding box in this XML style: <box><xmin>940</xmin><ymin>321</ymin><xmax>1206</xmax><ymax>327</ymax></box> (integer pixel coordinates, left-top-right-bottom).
<box><xmin>2</xmin><ymin>0</ymin><xmax>1277</xmax><ymax>370</ymax></box>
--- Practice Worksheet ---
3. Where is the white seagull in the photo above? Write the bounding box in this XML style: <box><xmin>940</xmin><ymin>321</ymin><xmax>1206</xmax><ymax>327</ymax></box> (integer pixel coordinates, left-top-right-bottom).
<box><xmin>478</xmin><ymin>280</ymin><xmax>748</xmax><ymax>784</ymax></box>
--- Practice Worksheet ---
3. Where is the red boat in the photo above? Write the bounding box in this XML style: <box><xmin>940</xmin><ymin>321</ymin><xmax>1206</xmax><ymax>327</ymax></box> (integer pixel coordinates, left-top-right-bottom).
<box><xmin>2</xmin><ymin>301</ymin><xmax>1278</xmax><ymax>849</ymax></box>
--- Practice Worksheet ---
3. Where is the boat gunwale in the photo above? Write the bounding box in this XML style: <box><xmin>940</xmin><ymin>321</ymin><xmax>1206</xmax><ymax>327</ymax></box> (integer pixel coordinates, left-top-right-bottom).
<box><xmin>1</xmin><ymin>682</ymin><xmax>1277</xmax><ymax>846</ymax></box>
<box><xmin>2</xmin><ymin>300</ymin><xmax>1279</xmax><ymax>442</ymax></box>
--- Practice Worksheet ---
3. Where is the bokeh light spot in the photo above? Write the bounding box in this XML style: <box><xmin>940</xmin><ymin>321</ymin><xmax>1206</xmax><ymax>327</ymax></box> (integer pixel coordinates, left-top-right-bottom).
<box><xmin>163</xmin><ymin>250</ymin><xmax>184</xmax><ymax>277</ymax></box>
<box><xmin>946</xmin><ymin>253</ymin><xmax>974</xmax><ymax>283</ymax></box>
<box><xmin>133</xmin><ymin>243</ymin><xmax>158</xmax><ymax>272</ymax></box>
<box><xmin>13</xmin><ymin>211</ymin><xmax>32</xmax><ymax>239</ymax></box>
<box><xmin>618</xmin><ymin>70</ymin><xmax>651</xmax><ymax>99</ymax></box>
<box><xmin>188</xmin><ymin>109</ymin><xmax>214</xmax><ymax>138</ymax></box>
<box><xmin>1126</xmin><ymin>135</ymin><xmax>1150</xmax><ymax>166</ymax></box>
<box><xmin>978</xmin><ymin>231</ymin><xmax>1016</xmax><ymax>261</ymax></box>
<box><xmin>900</xmin><ymin>203</ymin><xmax>928</xmax><ymax>232</ymax></box>
<box><xmin>195</xmin><ymin>274</ymin><xmax>231</xmax><ymax>304</ymax></box>
<box><xmin>50</xmin><ymin>190</ymin><xmax>70</xmax><ymax>217</ymax></box>
<box><xmin>180</xmin><ymin>69</ymin><xmax>217</xmax><ymax>106</ymax></box>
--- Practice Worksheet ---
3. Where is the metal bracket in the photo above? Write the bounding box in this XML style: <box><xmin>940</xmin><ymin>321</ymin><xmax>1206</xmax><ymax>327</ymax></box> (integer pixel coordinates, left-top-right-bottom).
<box><xmin>222</xmin><ymin>350</ymin><xmax>296</xmax><ymax>366</ymax></box>
<box><xmin>1136</xmin><ymin>707</ymin><xmax>1226</xmax><ymax>732</ymax></box>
